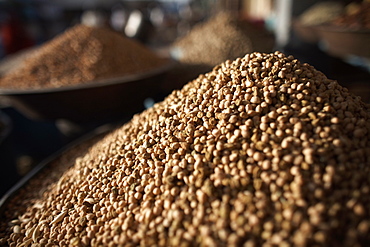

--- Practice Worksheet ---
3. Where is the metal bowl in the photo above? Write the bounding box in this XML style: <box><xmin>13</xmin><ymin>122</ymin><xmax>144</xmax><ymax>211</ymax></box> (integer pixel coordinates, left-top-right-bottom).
<box><xmin>292</xmin><ymin>20</ymin><xmax>320</xmax><ymax>44</ymax></box>
<box><xmin>0</xmin><ymin>111</ymin><xmax>11</xmax><ymax>144</ymax></box>
<box><xmin>0</xmin><ymin>123</ymin><xmax>114</xmax><ymax>217</ymax></box>
<box><xmin>315</xmin><ymin>25</ymin><xmax>370</xmax><ymax>59</ymax></box>
<box><xmin>0</xmin><ymin>61</ymin><xmax>174</xmax><ymax>123</ymax></box>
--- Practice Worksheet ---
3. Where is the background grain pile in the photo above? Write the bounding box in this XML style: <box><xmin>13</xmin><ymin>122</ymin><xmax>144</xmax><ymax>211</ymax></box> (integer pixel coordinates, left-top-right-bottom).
<box><xmin>165</xmin><ymin>11</ymin><xmax>274</xmax><ymax>92</ymax></box>
<box><xmin>170</xmin><ymin>12</ymin><xmax>253</xmax><ymax>68</ymax></box>
<box><xmin>0</xmin><ymin>24</ymin><xmax>167</xmax><ymax>90</ymax></box>
<box><xmin>1</xmin><ymin>51</ymin><xmax>370</xmax><ymax>247</ymax></box>
<box><xmin>331</xmin><ymin>1</ymin><xmax>370</xmax><ymax>29</ymax></box>
<box><xmin>298</xmin><ymin>1</ymin><xmax>344</xmax><ymax>26</ymax></box>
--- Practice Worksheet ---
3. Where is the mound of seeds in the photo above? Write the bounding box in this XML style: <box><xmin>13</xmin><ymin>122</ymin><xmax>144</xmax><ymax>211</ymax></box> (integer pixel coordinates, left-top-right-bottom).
<box><xmin>165</xmin><ymin>12</ymin><xmax>274</xmax><ymax>92</ymax></box>
<box><xmin>298</xmin><ymin>1</ymin><xmax>344</xmax><ymax>26</ymax></box>
<box><xmin>1</xmin><ymin>51</ymin><xmax>370</xmax><ymax>246</ymax></box>
<box><xmin>331</xmin><ymin>1</ymin><xmax>370</xmax><ymax>29</ymax></box>
<box><xmin>0</xmin><ymin>24</ymin><xmax>167</xmax><ymax>90</ymax></box>
<box><xmin>170</xmin><ymin>12</ymin><xmax>254</xmax><ymax>68</ymax></box>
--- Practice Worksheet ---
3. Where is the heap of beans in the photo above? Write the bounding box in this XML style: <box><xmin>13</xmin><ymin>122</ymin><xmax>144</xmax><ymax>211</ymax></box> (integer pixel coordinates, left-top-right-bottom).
<box><xmin>1</xmin><ymin>51</ymin><xmax>370</xmax><ymax>246</ymax></box>
<box><xmin>298</xmin><ymin>2</ymin><xmax>344</xmax><ymax>26</ymax></box>
<box><xmin>170</xmin><ymin>12</ymin><xmax>253</xmax><ymax>68</ymax></box>
<box><xmin>165</xmin><ymin>11</ymin><xmax>273</xmax><ymax>91</ymax></box>
<box><xmin>331</xmin><ymin>1</ymin><xmax>370</xmax><ymax>29</ymax></box>
<box><xmin>0</xmin><ymin>24</ymin><xmax>167</xmax><ymax>90</ymax></box>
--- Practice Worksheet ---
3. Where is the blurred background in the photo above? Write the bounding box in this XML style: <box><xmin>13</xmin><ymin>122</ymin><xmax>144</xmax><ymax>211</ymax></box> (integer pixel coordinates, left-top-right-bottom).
<box><xmin>0</xmin><ymin>0</ymin><xmax>369</xmax><ymax>197</ymax></box>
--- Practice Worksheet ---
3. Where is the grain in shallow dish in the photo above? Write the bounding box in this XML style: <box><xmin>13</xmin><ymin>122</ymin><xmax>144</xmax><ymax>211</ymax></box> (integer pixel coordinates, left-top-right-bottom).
<box><xmin>0</xmin><ymin>24</ymin><xmax>167</xmax><ymax>90</ymax></box>
<box><xmin>1</xmin><ymin>51</ymin><xmax>370</xmax><ymax>246</ymax></box>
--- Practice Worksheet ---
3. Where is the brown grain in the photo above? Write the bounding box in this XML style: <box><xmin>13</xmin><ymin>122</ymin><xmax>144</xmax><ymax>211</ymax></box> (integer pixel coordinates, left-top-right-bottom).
<box><xmin>1</xmin><ymin>51</ymin><xmax>370</xmax><ymax>246</ymax></box>
<box><xmin>0</xmin><ymin>24</ymin><xmax>167</xmax><ymax>90</ymax></box>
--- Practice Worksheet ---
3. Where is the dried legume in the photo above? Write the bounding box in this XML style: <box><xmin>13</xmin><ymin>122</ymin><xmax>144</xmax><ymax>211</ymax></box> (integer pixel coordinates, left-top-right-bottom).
<box><xmin>0</xmin><ymin>24</ymin><xmax>167</xmax><ymax>90</ymax></box>
<box><xmin>1</xmin><ymin>51</ymin><xmax>370</xmax><ymax>246</ymax></box>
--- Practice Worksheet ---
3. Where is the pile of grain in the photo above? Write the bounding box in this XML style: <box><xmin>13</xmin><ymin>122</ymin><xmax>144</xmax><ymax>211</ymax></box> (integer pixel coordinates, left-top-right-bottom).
<box><xmin>170</xmin><ymin>12</ymin><xmax>254</xmax><ymax>68</ymax></box>
<box><xmin>298</xmin><ymin>1</ymin><xmax>344</xmax><ymax>26</ymax></box>
<box><xmin>0</xmin><ymin>24</ymin><xmax>167</xmax><ymax>90</ymax></box>
<box><xmin>331</xmin><ymin>1</ymin><xmax>370</xmax><ymax>29</ymax></box>
<box><xmin>1</xmin><ymin>51</ymin><xmax>370</xmax><ymax>246</ymax></box>
<box><xmin>165</xmin><ymin>11</ymin><xmax>273</xmax><ymax>91</ymax></box>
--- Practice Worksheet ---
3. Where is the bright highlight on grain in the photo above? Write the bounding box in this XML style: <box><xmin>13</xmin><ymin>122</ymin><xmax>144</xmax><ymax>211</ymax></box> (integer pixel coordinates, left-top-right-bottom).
<box><xmin>1</xmin><ymin>51</ymin><xmax>370</xmax><ymax>247</ymax></box>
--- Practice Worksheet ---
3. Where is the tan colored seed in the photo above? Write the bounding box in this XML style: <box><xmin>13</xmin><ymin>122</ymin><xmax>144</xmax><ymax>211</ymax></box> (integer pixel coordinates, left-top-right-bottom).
<box><xmin>50</xmin><ymin>211</ymin><xmax>68</xmax><ymax>225</ymax></box>
<box><xmin>2</xmin><ymin>51</ymin><xmax>370</xmax><ymax>247</ymax></box>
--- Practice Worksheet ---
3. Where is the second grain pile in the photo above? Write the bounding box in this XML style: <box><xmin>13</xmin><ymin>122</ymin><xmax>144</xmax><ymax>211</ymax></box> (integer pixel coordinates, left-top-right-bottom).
<box><xmin>1</xmin><ymin>51</ymin><xmax>370</xmax><ymax>246</ymax></box>
<box><xmin>170</xmin><ymin>12</ymin><xmax>253</xmax><ymax>68</ymax></box>
<box><xmin>0</xmin><ymin>24</ymin><xmax>167</xmax><ymax>90</ymax></box>
<box><xmin>165</xmin><ymin>11</ymin><xmax>274</xmax><ymax>91</ymax></box>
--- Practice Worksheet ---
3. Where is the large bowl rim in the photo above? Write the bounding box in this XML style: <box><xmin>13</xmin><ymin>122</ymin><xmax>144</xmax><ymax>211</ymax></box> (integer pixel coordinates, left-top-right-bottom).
<box><xmin>0</xmin><ymin>111</ymin><xmax>12</xmax><ymax>143</ymax></box>
<box><xmin>314</xmin><ymin>24</ymin><xmax>370</xmax><ymax>33</ymax></box>
<box><xmin>0</xmin><ymin>60</ymin><xmax>174</xmax><ymax>95</ymax></box>
<box><xmin>0</xmin><ymin>123</ymin><xmax>115</xmax><ymax>214</ymax></box>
